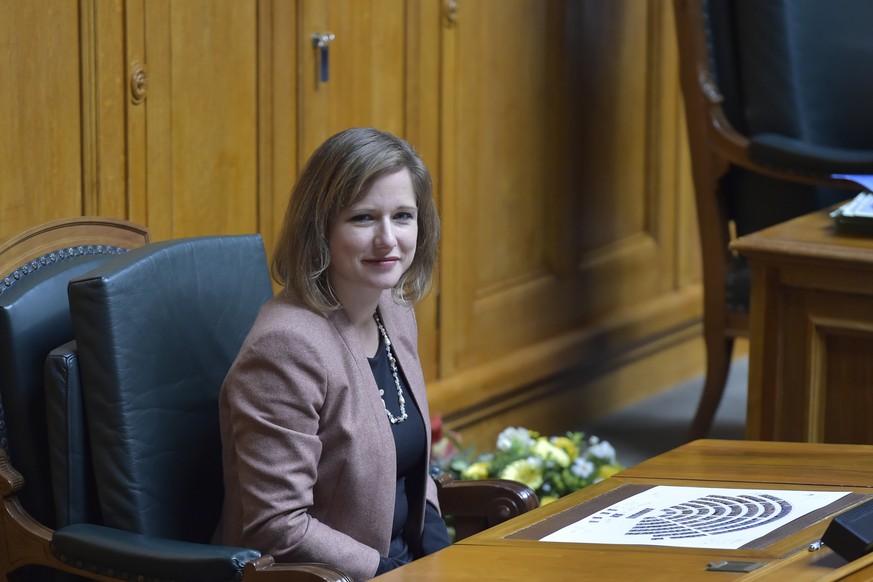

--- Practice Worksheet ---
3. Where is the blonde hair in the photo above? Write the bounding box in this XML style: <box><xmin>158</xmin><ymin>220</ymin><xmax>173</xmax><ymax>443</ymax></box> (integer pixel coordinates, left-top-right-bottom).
<box><xmin>272</xmin><ymin>127</ymin><xmax>440</xmax><ymax>313</ymax></box>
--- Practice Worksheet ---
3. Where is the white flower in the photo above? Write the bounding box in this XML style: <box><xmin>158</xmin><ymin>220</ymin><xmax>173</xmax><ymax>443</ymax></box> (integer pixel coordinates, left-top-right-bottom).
<box><xmin>525</xmin><ymin>455</ymin><xmax>544</xmax><ymax>468</ymax></box>
<box><xmin>449</xmin><ymin>427</ymin><xmax>622</xmax><ymax>502</ymax></box>
<box><xmin>496</xmin><ymin>427</ymin><xmax>534</xmax><ymax>452</ymax></box>
<box><xmin>571</xmin><ymin>458</ymin><xmax>594</xmax><ymax>479</ymax></box>
<box><xmin>587</xmin><ymin>440</ymin><xmax>616</xmax><ymax>463</ymax></box>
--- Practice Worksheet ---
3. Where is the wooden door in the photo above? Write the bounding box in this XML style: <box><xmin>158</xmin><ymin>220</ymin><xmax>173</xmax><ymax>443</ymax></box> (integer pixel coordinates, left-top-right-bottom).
<box><xmin>433</xmin><ymin>0</ymin><xmax>696</xmax><ymax>417</ymax></box>
<box><xmin>440</xmin><ymin>0</ymin><xmax>576</xmax><ymax>376</ymax></box>
<box><xmin>126</xmin><ymin>0</ymin><xmax>260</xmax><ymax>241</ymax></box>
<box><xmin>296</xmin><ymin>0</ymin><xmax>442</xmax><ymax>377</ymax></box>
<box><xmin>297</xmin><ymin>0</ymin><xmax>407</xmax><ymax>158</ymax></box>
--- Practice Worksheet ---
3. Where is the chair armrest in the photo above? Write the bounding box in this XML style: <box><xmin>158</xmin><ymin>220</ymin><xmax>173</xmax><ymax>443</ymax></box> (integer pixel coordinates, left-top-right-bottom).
<box><xmin>749</xmin><ymin>134</ymin><xmax>873</xmax><ymax>177</ymax></box>
<box><xmin>434</xmin><ymin>474</ymin><xmax>538</xmax><ymax>541</ymax></box>
<box><xmin>52</xmin><ymin>523</ymin><xmax>350</xmax><ymax>582</ymax></box>
<box><xmin>0</xmin><ymin>448</ymin><xmax>24</xmax><ymax>496</ymax></box>
<box><xmin>244</xmin><ymin>556</ymin><xmax>353</xmax><ymax>582</ymax></box>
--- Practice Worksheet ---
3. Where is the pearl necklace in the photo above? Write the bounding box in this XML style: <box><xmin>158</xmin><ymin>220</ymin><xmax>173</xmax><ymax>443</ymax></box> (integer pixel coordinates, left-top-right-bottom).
<box><xmin>373</xmin><ymin>311</ymin><xmax>408</xmax><ymax>424</ymax></box>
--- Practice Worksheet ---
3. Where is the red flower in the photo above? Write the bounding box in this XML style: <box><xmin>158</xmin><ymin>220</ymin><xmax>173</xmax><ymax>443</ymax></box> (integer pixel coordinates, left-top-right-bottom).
<box><xmin>431</xmin><ymin>414</ymin><xmax>443</xmax><ymax>443</ymax></box>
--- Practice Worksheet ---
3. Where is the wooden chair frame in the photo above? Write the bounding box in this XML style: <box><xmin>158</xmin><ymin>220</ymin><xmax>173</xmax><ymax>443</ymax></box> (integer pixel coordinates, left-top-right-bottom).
<box><xmin>672</xmin><ymin>0</ymin><xmax>860</xmax><ymax>441</ymax></box>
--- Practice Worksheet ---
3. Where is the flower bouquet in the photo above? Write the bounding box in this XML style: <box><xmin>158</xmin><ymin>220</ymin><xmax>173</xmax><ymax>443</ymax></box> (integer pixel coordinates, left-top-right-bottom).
<box><xmin>431</xmin><ymin>425</ymin><xmax>624</xmax><ymax>505</ymax></box>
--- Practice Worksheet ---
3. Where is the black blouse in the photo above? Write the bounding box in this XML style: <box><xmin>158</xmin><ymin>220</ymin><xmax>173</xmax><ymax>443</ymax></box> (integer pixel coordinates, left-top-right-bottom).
<box><xmin>368</xmin><ymin>325</ymin><xmax>449</xmax><ymax>574</ymax></box>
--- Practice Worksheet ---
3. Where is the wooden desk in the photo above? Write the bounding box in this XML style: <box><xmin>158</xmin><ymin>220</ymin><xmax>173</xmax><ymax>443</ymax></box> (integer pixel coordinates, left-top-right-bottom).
<box><xmin>374</xmin><ymin>440</ymin><xmax>873</xmax><ymax>581</ymax></box>
<box><xmin>730</xmin><ymin>208</ymin><xmax>873</xmax><ymax>443</ymax></box>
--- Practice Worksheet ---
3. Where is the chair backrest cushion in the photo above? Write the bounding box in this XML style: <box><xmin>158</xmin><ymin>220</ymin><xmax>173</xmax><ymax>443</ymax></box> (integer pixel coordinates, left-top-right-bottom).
<box><xmin>44</xmin><ymin>340</ymin><xmax>103</xmax><ymax>527</ymax></box>
<box><xmin>703</xmin><ymin>0</ymin><xmax>868</xmax><ymax>236</ymax></box>
<box><xmin>709</xmin><ymin>0</ymin><xmax>873</xmax><ymax>147</ymax></box>
<box><xmin>67</xmin><ymin>235</ymin><xmax>273</xmax><ymax>542</ymax></box>
<box><xmin>0</xmin><ymin>247</ymin><xmax>129</xmax><ymax>528</ymax></box>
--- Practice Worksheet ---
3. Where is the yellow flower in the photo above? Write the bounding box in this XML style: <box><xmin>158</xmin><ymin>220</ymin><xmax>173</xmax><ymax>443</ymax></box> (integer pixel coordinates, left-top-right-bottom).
<box><xmin>597</xmin><ymin>464</ymin><xmax>622</xmax><ymax>480</ymax></box>
<box><xmin>539</xmin><ymin>495</ymin><xmax>559</xmax><ymax>506</ymax></box>
<box><xmin>461</xmin><ymin>461</ymin><xmax>491</xmax><ymax>480</ymax></box>
<box><xmin>532</xmin><ymin>438</ymin><xmax>572</xmax><ymax>468</ymax></box>
<box><xmin>500</xmin><ymin>459</ymin><xmax>544</xmax><ymax>491</ymax></box>
<box><xmin>549</xmin><ymin>436</ymin><xmax>579</xmax><ymax>462</ymax></box>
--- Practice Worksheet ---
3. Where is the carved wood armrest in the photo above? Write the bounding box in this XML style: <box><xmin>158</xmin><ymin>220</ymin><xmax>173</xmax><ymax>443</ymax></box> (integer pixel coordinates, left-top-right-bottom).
<box><xmin>243</xmin><ymin>556</ymin><xmax>353</xmax><ymax>582</ymax></box>
<box><xmin>0</xmin><ymin>448</ymin><xmax>24</xmax><ymax>497</ymax></box>
<box><xmin>434</xmin><ymin>473</ymin><xmax>539</xmax><ymax>541</ymax></box>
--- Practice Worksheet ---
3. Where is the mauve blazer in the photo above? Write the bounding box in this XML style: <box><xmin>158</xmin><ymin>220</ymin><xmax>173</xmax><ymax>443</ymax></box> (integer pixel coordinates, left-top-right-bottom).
<box><xmin>214</xmin><ymin>290</ymin><xmax>440</xmax><ymax>582</ymax></box>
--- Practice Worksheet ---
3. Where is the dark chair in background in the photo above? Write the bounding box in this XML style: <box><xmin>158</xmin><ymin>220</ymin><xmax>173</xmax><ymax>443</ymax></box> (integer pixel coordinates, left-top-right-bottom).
<box><xmin>673</xmin><ymin>0</ymin><xmax>873</xmax><ymax>441</ymax></box>
<box><xmin>0</xmin><ymin>221</ymin><xmax>536</xmax><ymax>582</ymax></box>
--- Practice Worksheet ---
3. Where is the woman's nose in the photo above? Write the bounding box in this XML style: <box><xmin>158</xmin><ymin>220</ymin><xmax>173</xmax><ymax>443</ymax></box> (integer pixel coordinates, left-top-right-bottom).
<box><xmin>375</xmin><ymin>219</ymin><xmax>397</xmax><ymax>247</ymax></box>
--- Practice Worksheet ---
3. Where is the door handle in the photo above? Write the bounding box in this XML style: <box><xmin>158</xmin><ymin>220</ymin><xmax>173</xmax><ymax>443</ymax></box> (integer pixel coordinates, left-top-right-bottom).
<box><xmin>312</xmin><ymin>32</ymin><xmax>336</xmax><ymax>83</ymax></box>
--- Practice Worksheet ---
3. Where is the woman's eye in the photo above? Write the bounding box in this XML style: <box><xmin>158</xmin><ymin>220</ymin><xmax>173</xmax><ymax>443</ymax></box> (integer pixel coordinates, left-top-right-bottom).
<box><xmin>350</xmin><ymin>214</ymin><xmax>373</xmax><ymax>223</ymax></box>
<box><xmin>394</xmin><ymin>212</ymin><xmax>416</xmax><ymax>221</ymax></box>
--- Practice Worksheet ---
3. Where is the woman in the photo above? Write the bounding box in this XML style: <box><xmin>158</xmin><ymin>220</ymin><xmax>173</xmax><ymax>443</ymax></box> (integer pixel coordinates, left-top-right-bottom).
<box><xmin>214</xmin><ymin>127</ymin><xmax>450</xmax><ymax>581</ymax></box>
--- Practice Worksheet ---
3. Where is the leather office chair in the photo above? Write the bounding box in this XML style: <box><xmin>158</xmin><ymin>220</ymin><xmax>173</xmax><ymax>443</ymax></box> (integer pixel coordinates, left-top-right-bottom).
<box><xmin>54</xmin><ymin>234</ymin><xmax>351</xmax><ymax>581</ymax></box>
<box><xmin>0</xmin><ymin>226</ymin><xmax>350</xmax><ymax>581</ymax></box>
<box><xmin>0</xmin><ymin>217</ymin><xmax>150</xmax><ymax>581</ymax></box>
<box><xmin>0</xmin><ymin>222</ymin><xmax>536</xmax><ymax>582</ymax></box>
<box><xmin>673</xmin><ymin>0</ymin><xmax>873</xmax><ymax>441</ymax></box>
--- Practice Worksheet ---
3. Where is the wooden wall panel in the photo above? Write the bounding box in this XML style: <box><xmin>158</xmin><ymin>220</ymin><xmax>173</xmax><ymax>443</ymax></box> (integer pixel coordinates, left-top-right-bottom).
<box><xmin>431</xmin><ymin>0</ymin><xmax>701</xmax><ymax>434</ymax></box>
<box><xmin>404</xmin><ymin>0</ymin><xmax>443</xmax><ymax>381</ymax></box>
<box><xmin>441</xmin><ymin>0</ymin><xmax>579</xmax><ymax>372</ymax></box>
<box><xmin>571</xmin><ymin>1</ymin><xmax>677</xmax><ymax>316</ymax></box>
<box><xmin>257</xmin><ymin>0</ymin><xmax>298</xmax><ymax>259</ymax></box>
<box><xmin>821</xmin><ymin>332</ymin><xmax>873</xmax><ymax>444</ymax></box>
<box><xmin>425</xmin><ymin>0</ymin><xmax>705</xmax><ymax>446</ymax></box>
<box><xmin>0</xmin><ymin>0</ymin><xmax>704</xmax><ymax>448</ymax></box>
<box><xmin>0</xmin><ymin>0</ymin><xmax>83</xmax><ymax>237</ymax></box>
<box><xmin>776</xmin><ymin>288</ymin><xmax>873</xmax><ymax>444</ymax></box>
<box><xmin>82</xmin><ymin>0</ymin><xmax>128</xmax><ymax>218</ymax></box>
<box><xmin>468</xmin><ymin>0</ymin><xmax>650</xmax><ymax>361</ymax></box>
<box><xmin>137</xmin><ymin>0</ymin><xmax>259</xmax><ymax>240</ymax></box>
<box><xmin>298</xmin><ymin>0</ymin><xmax>407</xmax><ymax>160</ymax></box>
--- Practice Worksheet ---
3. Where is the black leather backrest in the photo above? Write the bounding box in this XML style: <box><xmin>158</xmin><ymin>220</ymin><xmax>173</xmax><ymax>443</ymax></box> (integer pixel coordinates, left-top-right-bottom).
<box><xmin>704</xmin><ymin>0</ymin><xmax>870</xmax><ymax>236</ymax></box>
<box><xmin>67</xmin><ymin>235</ymin><xmax>272</xmax><ymax>542</ymax></box>
<box><xmin>711</xmin><ymin>0</ymin><xmax>873</xmax><ymax>147</ymax></box>
<box><xmin>0</xmin><ymin>246</ymin><xmax>130</xmax><ymax>528</ymax></box>
<box><xmin>44</xmin><ymin>340</ymin><xmax>103</xmax><ymax>527</ymax></box>
<box><xmin>703</xmin><ymin>0</ymin><xmax>746</xmax><ymax>133</ymax></box>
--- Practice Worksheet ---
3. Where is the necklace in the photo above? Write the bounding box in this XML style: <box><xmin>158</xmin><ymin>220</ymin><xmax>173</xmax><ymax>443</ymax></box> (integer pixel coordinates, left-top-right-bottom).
<box><xmin>373</xmin><ymin>311</ymin><xmax>408</xmax><ymax>424</ymax></box>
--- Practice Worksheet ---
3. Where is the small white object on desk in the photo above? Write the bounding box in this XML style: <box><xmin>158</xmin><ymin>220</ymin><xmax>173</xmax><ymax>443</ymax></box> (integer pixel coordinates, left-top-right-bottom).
<box><xmin>830</xmin><ymin>192</ymin><xmax>873</xmax><ymax>218</ymax></box>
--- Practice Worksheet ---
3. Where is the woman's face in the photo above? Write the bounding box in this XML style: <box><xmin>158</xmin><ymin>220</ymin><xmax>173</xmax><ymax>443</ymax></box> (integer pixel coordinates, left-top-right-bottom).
<box><xmin>328</xmin><ymin>168</ymin><xmax>418</xmax><ymax>306</ymax></box>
